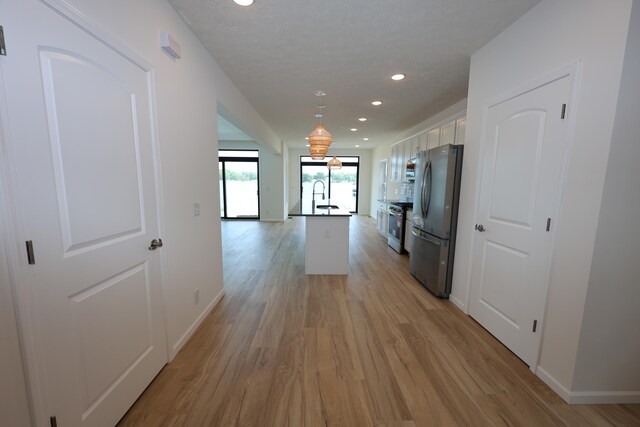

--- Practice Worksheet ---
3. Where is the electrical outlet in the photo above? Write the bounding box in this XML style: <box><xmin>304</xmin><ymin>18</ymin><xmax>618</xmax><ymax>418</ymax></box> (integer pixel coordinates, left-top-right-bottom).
<box><xmin>194</xmin><ymin>289</ymin><xmax>200</xmax><ymax>305</ymax></box>
<box><xmin>323</xmin><ymin>230</ymin><xmax>330</xmax><ymax>238</ymax></box>
<box><xmin>193</xmin><ymin>202</ymin><xmax>200</xmax><ymax>217</ymax></box>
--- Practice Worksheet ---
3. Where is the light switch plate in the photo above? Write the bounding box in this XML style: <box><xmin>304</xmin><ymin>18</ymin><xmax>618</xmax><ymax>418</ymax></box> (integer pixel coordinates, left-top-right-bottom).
<box><xmin>193</xmin><ymin>202</ymin><xmax>200</xmax><ymax>217</ymax></box>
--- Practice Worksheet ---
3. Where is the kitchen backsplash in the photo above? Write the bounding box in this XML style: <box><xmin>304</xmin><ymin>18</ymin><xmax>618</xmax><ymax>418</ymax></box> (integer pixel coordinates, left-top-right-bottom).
<box><xmin>399</xmin><ymin>181</ymin><xmax>415</xmax><ymax>202</ymax></box>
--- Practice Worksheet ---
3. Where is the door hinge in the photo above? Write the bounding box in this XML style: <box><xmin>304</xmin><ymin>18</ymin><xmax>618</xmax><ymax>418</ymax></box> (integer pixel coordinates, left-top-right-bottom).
<box><xmin>0</xmin><ymin>26</ymin><xmax>6</xmax><ymax>56</ymax></box>
<box><xmin>50</xmin><ymin>415</ymin><xmax>58</xmax><ymax>427</ymax></box>
<box><xmin>561</xmin><ymin>103</ymin><xmax>567</xmax><ymax>119</ymax></box>
<box><xmin>532</xmin><ymin>320</ymin><xmax>538</xmax><ymax>333</ymax></box>
<box><xmin>546</xmin><ymin>218</ymin><xmax>551</xmax><ymax>232</ymax></box>
<box><xmin>25</xmin><ymin>240</ymin><xmax>35</xmax><ymax>265</ymax></box>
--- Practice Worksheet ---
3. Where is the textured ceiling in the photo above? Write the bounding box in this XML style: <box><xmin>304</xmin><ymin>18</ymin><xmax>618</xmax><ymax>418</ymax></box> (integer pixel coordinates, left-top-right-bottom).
<box><xmin>170</xmin><ymin>0</ymin><xmax>540</xmax><ymax>149</ymax></box>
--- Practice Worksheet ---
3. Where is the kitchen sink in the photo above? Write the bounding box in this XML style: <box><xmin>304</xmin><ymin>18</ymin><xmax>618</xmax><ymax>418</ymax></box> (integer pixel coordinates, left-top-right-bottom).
<box><xmin>315</xmin><ymin>204</ymin><xmax>340</xmax><ymax>209</ymax></box>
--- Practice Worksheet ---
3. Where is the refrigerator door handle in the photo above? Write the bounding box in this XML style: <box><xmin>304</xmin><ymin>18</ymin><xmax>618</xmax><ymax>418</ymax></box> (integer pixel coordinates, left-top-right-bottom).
<box><xmin>423</xmin><ymin>160</ymin><xmax>432</xmax><ymax>219</ymax></box>
<box><xmin>420</xmin><ymin>160</ymin><xmax>428</xmax><ymax>215</ymax></box>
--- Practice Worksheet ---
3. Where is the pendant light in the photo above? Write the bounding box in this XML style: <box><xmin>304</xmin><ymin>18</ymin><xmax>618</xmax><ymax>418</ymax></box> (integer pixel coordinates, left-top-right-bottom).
<box><xmin>308</xmin><ymin>120</ymin><xmax>332</xmax><ymax>159</ymax></box>
<box><xmin>308</xmin><ymin>94</ymin><xmax>333</xmax><ymax>159</ymax></box>
<box><xmin>309</xmin><ymin>145</ymin><xmax>329</xmax><ymax>160</ymax></box>
<box><xmin>327</xmin><ymin>155</ymin><xmax>342</xmax><ymax>169</ymax></box>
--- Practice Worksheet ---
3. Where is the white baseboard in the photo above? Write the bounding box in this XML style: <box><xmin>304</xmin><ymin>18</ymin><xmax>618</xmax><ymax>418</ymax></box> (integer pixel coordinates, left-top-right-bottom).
<box><xmin>568</xmin><ymin>390</ymin><xmax>640</xmax><ymax>404</ymax></box>
<box><xmin>536</xmin><ymin>367</ymin><xmax>640</xmax><ymax>404</ymax></box>
<box><xmin>170</xmin><ymin>287</ymin><xmax>225</xmax><ymax>359</ymax></box>
<box><xmin>449</xmin><ymin>294</ymin><xmax>466</xmax><ymax>313</ymax></box>
<box><xmin>537</xmin><ymin>367</ymin><xmax>572</xmax><ymax>403</ymax></box>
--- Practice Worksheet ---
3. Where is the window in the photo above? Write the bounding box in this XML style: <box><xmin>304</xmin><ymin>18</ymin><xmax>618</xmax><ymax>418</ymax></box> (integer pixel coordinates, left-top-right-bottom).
<box><xmin>219</xmin><ymin>150</ymin><xmax>259</xmax><ymax>219</ymax></box>
<box><xmin>300</xmin><ymin>156</ymin><xmax>360</xmax><ymax>213</ymax></box>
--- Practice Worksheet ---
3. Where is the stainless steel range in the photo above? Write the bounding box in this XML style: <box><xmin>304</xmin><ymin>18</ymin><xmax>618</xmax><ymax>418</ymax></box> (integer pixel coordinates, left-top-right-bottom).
<box><xmin>387</xmin><ymin>201</ymin><xmax>413</xmax><ymax>253</ymax></box>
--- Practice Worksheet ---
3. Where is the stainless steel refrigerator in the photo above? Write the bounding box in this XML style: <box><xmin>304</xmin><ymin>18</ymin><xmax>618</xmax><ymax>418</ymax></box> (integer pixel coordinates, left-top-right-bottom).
<box><xmin>410</xmin><ymin>144</ymin><xmax>463</xmax><ymax>297</ymax></box>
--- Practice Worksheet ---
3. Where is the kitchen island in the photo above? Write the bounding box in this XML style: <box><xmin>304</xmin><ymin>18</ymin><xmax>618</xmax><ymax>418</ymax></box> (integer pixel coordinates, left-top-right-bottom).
<box><xmin>289</xmin><ymin>200</ymin><xmax>352</xmax><ymax>275</ymax></box>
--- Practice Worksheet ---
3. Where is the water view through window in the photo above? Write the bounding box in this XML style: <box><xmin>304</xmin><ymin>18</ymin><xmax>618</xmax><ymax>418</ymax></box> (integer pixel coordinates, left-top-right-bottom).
<box><xmin>219</xmin><ymin>150</ymin><xmax>259</xmax><ymax>219</ymax></box>
<box><xmin>300</xmin><ymin>156</ymin><xmax>359</xmax><ymax>212</ymax></box>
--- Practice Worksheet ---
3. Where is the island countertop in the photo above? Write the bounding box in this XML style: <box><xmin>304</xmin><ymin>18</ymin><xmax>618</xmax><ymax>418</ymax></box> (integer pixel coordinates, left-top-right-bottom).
<box><xmin>289</xmin><ymin>200</ymin><xmax>352</xmax><ymax>217</ymax></box>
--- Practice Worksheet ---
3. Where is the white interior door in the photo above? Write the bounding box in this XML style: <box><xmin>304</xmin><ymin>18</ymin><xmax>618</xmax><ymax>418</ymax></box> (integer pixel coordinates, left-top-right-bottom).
<box><xmin>469</xmin><ymin>75</ymin><xmax>571</xmax><ymax>367</ymax></box>
<box><xmin>2</xmin><ymin>1</ymin><xmax>167</xmax><ymax>425</ymax></box>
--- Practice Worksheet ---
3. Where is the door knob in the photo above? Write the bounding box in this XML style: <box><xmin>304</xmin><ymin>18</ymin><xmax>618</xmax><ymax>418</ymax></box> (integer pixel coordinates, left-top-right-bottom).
<box><xmin>475</xmin><ymin>224</ymin><xmax>485</xmax><ymax>232</ymax></box>
<box><xmin>149</xmin><ymin>238</ymin><xmax>164</xmax><ymax>250</ymax></box>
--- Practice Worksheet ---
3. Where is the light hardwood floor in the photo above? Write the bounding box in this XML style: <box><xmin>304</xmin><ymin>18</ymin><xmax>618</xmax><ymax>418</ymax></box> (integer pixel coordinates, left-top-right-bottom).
<box><xmin>119</xmin><ymin>216</ymin><xmax>640</xmax><ymax>426</ymax></box>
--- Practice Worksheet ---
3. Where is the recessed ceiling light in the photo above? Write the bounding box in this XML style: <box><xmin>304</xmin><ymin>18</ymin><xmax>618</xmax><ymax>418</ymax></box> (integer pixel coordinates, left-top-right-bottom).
<box><xmin>371</xmin><ymin>100</ymin><xmax>382</xmax><ymax>106</ymax></box>
<box><xmin>305</xmin><ymin>144</ymin><xmax>310</xmax><ymax>147</ymax></box>
<box><xmin>363</xmin><ymin>138</ymin><xmax>369</xmax><ymax>141</ymax></box>
<box><xmin>350</xmin><ymin>128</ymin><xmax>358</xmax><ymax>132</ymax></box>
<box><xmin>233</xmin><ymin>0</ymin><xmax>254</xmax><ymax>6</ymax></box>
<box><xmin>355</xmin><ymin>145</ymin><xmax>360</xmax><ymax>148</ymax></box>
<box><xmin>305</xmin><ymin>137</ymin><xmax>309</xmax><ymax>140</ymax></box>
<box><xmin>391</xmin><ymin>73</ymin><xmax>405</xmax><ymax>81</ymax></box>
<box><xmin>358</xmin><ymin>117</ymin><xmax>367</xmax><ymax>122</ymax></box>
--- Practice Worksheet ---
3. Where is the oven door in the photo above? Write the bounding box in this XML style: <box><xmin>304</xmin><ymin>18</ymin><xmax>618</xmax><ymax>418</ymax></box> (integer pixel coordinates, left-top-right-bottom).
<box><xmin>387</xmin><ymin>209</ymin><xmax>404</xmax><ymax>252</ymax></box>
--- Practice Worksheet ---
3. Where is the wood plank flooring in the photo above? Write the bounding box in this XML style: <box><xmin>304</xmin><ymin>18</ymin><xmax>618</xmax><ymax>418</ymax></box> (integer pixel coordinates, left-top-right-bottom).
<box><xmin>119</xmin><ymin>216</ymin><xmax>640</xmax><ymax>426</ymax></box>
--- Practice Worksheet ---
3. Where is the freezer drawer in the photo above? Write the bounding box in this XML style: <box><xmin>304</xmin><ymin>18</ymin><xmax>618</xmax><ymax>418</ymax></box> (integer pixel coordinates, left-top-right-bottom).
<box><xmin>409</xmin><ymin>227</ymin><xmax>450</xmax><ymax>297</ymax></box>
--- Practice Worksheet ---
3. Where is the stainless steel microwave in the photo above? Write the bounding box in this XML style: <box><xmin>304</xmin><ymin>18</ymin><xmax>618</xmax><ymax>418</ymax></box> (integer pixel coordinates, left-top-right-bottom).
<box><xmin>405</xmin><ymin>160</ymin><xmax>416</xmax><ymax>179</ymax></box>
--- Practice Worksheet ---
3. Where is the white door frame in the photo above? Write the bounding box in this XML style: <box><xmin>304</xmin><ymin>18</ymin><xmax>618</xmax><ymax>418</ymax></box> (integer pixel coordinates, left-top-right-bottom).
<box><xmin>0</xmin><ymin>65</ymin><xmax>38</xmax><ymax>427</ymax></box>
<box><xmin>0</xmin><ymin>1</ymin><xmax>171</xmax><ymax>424</ymax></box>
<box><xmin>463</xmin><ymin>62</ymin><xmax>582</xmax><ymax>373</ymax></box>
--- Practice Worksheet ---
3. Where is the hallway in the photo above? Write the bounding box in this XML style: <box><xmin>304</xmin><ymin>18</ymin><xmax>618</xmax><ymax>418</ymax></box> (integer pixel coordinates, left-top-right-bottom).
<box><xmin>119</xmin><ymin>216</ymin><xmax>640</xmax><ymax>426</ymax></box>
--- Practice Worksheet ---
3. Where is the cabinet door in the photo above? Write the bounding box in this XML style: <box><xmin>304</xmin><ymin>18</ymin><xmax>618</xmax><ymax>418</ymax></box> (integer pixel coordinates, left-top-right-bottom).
<box><xmin>401</xmin><ymin>140</ymin><xmax>410</xmax><ymax>178</ymax></box>
<box><xmin>440</xmin><ymin>120</ymin><xmax>456</xmax><ymax>146</ymax></box>
<box><xmin>377</xmin><ymin>208</ymin><xmax>388</xmax><ymax>236</ymax></box>
<box><xmin>455</xmin><ymin>117</ymin><xmax>466</xmax><ymax>145</ymax></box>
<box><xmin>427</xmin><ymin>128</ymin><xmax>440</xmax><ymax>150</ymax></box>
<box><xmin>390</xmin><ymin>144</ymin><xmax>399</xmax><ymax>182</ymax></box>
<box><xmin>390</xmin><ymin>145</ymin><xmax>396</xmax><ymax>182</ymax></box>
<box><xmin>411</xmin><ymin>136</ymin><xmax>419</xmax><ymax>158</ymax></box>
<box><xmin>418</xmin><ymin>132</ymin><xmax>428</xmax><ymax>153</ymax></box>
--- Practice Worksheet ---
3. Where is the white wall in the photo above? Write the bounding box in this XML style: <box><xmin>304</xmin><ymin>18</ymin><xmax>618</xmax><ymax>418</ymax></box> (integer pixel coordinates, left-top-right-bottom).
<box><xmin>453</xmin><ymin>0</ymin><xmax>633</xmax><ymax>396</ymax></box>
<box><xmin>369</xmin><ymin>99</ymin><xmax>467</xmax><ymax>216</ymax></box>
<box><xmin>288</xmin><ymin>148</ymin><xmax>372</xmax><ymax>215</ymax></box>
<box><xmin>219</xmin><ymin>140</ymin><xmax>286</xmax><ymax>221</ymax></box>
<box><xmin>283</xmin><ymin>142</ymin><xmax>290</xmax><ymax>216</ymax></box>
<box><xmin>571</xmin><ymin>0</ymin><xmax>640</xmax><ymax>396</ymax></box>
<box><xmin>20</xmin><ymin>0</ymin><xmax>279</xmax><ymax>359</ymax></box>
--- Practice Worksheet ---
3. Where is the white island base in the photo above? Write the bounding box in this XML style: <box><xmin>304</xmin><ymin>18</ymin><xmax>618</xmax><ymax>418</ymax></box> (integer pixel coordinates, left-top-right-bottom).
<box><xmin>304</xmin><ymin>216</ymin><xmax>350</xmax><ymax>275</ymax></box>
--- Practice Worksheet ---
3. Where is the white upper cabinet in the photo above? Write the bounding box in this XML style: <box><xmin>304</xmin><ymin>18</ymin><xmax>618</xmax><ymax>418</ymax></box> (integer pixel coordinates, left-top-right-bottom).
<box><xmin>386</xmin><ymin>113</ymin><xmax>465</xmax><ymax>184</ymax></box>
<box><xmin>427</xmin><ymin>128</ymin><xmax>440</xmax><ymax>150</ymax></box>
<box><xmin>390</xmin><ymin>143</ymin><xmax>400</xmax><ymax>182</ymax></box>
<box><xmin>401</xmin><ymin>139</ymin><xmax>411</xmax><ymax>176</ymax></box>
<box><xmin>418</xmin><ymin>132</ymin><xmax>428</xmax><ymax>153</ymax></box>
<box><xmin>455</xmin><ymin>117</ymin><xmax>466</xmax><ymax>145</ymax></box>
<box><xmin>440</xmin><ymin>120</ymin><xmax>456</xmax><ymax>146</ymax></box>
<box><xmin>409</xmin><ymin>136</ymin><xmax>419</xmax><ymax>159</ymax></box>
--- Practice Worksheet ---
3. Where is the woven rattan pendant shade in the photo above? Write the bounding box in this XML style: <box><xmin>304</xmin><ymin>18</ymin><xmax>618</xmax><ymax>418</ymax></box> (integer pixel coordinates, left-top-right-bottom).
<box><xmin>308</xmin><ymin>122</ymin><xmax>332</xmax><ymax>159</ymax></box>
<box><xmin>309</xmin><ymin>144</ymin><xmax>329</xmax><ymax>160</ymax></box>
<box><xmin>327</xmin><ymin>156</ymin><xmax>342</xmax><ymax>169</ymax></box>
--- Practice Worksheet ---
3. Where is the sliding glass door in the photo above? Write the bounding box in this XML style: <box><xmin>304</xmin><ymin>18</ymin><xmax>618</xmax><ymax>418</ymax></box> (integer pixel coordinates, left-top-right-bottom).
<box><xmin>300</xmin><ymin>156</ymin><xmax>359</xmax><ymax>213</ymax></box>
<box><xmin>219</xmin><ymin>150</ymin><xmax>260</xmax><ymax>219</ymax></box>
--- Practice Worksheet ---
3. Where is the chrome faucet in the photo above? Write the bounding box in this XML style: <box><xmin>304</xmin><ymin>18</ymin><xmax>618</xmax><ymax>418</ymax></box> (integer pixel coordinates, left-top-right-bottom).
<box><xmin>312</xmin><ymin>179</ymin><xmax>325</xmax><ymax>209</ymax></box>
